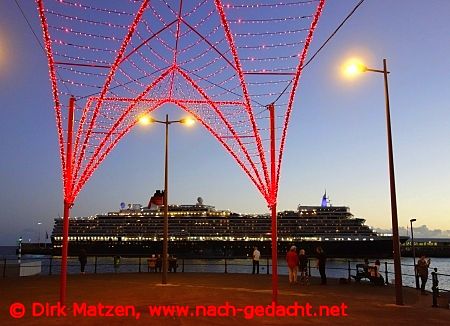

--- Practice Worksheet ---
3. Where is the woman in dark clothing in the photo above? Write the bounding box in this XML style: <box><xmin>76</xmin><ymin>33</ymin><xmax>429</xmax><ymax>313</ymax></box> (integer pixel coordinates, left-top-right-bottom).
<box><xmin>78</xmin><ymin>249</ymin><xmax>87</xmax><ymax>274</ymax></box>
<box><xmin>156</xmin><ymin>254</ymin><xmax>162</xmax><ymax>272</ymax></box>
<box><xmin>416</xmin><ymin>255</ymin><xmax>431</xmax><ymax>294</ymax></box>
<box><xmin>316</xmin><ymin>247</ymin><xmax>327</xmax><ymax>285</ymax></box>
<box><xmin>298</xmin><ymin>249</ymin><xmax>308</xmax><ymax>281</ymax></box>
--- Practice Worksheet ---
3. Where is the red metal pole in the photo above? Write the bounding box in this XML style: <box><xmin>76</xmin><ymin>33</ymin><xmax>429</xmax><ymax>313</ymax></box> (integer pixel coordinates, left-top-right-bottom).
<box><xmin>60</xmin><ymin>96</ymin><xmax>75</xmax><ymax>304</ymax></box>
<box><xmin>269</xmin><ymin>104</ymin><xmax>278</xmax><ymax>303</ymax></box>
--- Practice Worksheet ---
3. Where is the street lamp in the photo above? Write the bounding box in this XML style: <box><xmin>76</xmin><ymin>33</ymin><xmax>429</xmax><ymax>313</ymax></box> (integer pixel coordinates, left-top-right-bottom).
<box><xmin>17</xmin><ymin>236</ymin><xmax>22</xmax><ymax>264</ymax></box>
<box><xmin>37</xmin><ymin>222</ymin><xmax>42</xmax><ymax>246</ymax></box>
<box><xmin>410</xmin><ymin>218</ymin><xmax>419</xmax><ymax>289</ymax></box>
<box><xmin>139</xmin><ymin>114</ymin><xmax>194</xmax><ymax>284</ymax></box>
<box><xmin>343</xmin><ymin>58</ymin><xmax>403</xmax><ymax>305</ymax></box>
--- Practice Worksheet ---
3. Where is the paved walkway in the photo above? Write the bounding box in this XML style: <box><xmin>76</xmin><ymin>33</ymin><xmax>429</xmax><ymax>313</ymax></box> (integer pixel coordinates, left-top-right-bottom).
<box><xmin>0</xmin><ymin>273</ymin><xmax>448</xmax><ymax>325</ymax></box>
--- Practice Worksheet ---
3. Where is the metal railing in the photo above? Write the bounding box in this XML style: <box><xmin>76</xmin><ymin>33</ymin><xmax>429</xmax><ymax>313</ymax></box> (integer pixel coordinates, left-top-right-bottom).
<box><xmin>1</xmin><ymin>255</ymin><xmax>449</xmax><ymax>307</ymax></box>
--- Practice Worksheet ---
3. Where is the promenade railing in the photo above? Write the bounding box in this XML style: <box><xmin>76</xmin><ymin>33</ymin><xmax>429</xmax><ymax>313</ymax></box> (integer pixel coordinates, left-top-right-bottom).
<box><xmin>1</xmin><ymin>255</ymin><xmax>449</xmax><ymax>306</ymax></box>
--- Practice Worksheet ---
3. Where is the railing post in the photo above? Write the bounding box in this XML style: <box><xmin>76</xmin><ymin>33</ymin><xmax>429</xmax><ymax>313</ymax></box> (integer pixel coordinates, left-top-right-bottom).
<box><xmin>224</xmin><ymin>258</ymin><xmax>228</xmax><ymax>274</ymax></box>
<box><xmin>182</xmin><ymin>259</ymin><xmax>185</xmax><ymax>273</ymax></box>
<box><xmin>3</xmin><ymin>258</ymin><xmax>6</xmax><ymax>278</ymax></box>
<box><xmin>347</xmin><ymin>260</ymin><xmax>351</xmax><ymax>282</ymax></box>
<box><xmin>385</xmin><ymin>261</ymin><xmax>389</xmax><ymax>284</ymax></box>
<box><xmin>49</xmin><ymin>257</ymin><xmax>53</xmax><ymax>276</ymax></box>
<box><xmin>266</xmin><ymin>258</ymin><xmax>269</xmax><ymax>275</ymax></box>
<box><xmin>308</xmin><ymin>258</ymin><xmax>311</xmax><ymax>278</ymax></box>
<box><xmin>94</xmin><ymin>256</ymin><xmax>98</xmax><ymax>274</ymax></box>
<box><xmin>431</xmin><ymin>268</ymin><xmax>439</xmax><ymax>308</ymax></box>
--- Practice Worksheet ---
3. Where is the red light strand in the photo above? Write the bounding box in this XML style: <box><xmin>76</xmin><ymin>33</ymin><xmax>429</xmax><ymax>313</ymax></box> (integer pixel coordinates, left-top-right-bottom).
<box><xmin>275</xmin><ymin>0</ymin><xmax>326</xmax><ymax>200</ymax></box>
<box><xmin>38</xmin><ymin>0</ymin><xmax>325</xmax><ymax>208</ymax></box>
<box><xmin>37</xmin><ymin>0</ymin><xmax>66</xmax><ymax>198</ymax></box>
<box><xmin>73</xmin><ymin>0</ymin><xmax>150</xmax><ymax>200</ymax></box>
<box><xmin>214</xmin><ymin>0</ymin><xmax>271</xmax><ymax>198</ymax></box>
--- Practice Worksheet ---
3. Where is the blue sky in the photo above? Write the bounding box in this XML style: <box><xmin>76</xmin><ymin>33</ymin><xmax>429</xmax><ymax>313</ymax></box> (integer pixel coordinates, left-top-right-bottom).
<box><xmin>0</xmin><ymin>0</ymin><xmax>449</xmax><ymax>244</ymax></box>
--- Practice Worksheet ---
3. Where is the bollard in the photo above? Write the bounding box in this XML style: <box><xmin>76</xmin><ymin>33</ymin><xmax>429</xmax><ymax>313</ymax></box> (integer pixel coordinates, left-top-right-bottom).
<box><xmin>139</xmin><ymin>257</ymin><xmax>141</xmax><ymax>273</ymax></box>
<box><xmin>49</xmin><ymin>257</ymin><xmax>53</xmax><ymax>276</ymax></box>
<box><xmin>347</xmin><ymin>260</ymin><xmax>351</xmax><ymax>282</ymax></box>
<box><xmin>431</xmin><ymin>268</ymin><xmax>439</xmax><ymax>308</ymax></box>
<box><xmin>94</xmin><ymin>256</ymin><xmax>98</xmax><ymax>274</ymax></box>
<box><xmin>266</xmin><ymin>258</ymin><xmax>269</xmax><ymax>275</ymax></box>
<box><xmin>182</xmin><ymin>259</ymin><xmax>185</xmax><ymax>273</ymax></box>
<box><xmin>2</xmin><ymin>258</ymin><xmax>6</xmax><ymax>278</ymax></box>
<box><xmin>384</xmin><ymin>262</ymin><xmax>389</xmax><ymax>285</ymax></box>
<box><xmin>224</xmin><ymin>258</ymin><xmax>228</xmax><ymax>274</ymax></box>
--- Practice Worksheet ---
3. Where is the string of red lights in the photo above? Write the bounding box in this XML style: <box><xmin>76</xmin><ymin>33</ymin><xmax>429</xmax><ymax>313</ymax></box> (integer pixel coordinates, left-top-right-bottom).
<box><xmin>37</xmin><ymin>0</ymin><xmax>327</xmax><ymax>214</ymax></box>
<box><xmin>37</xmin><ymin>0</ymin><xmax>326</xmax><ymax>304</ymax></box>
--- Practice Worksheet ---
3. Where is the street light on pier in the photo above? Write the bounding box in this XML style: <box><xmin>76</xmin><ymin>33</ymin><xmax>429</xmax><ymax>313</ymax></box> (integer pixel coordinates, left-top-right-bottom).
<box><xmin>37</xmin><ymin>222</ymin><xmax>42</xmax><ymax>246</ymax></box>
<box><xmin>139</xmin><ymin>114</ymin><xmax>195</xmax><ymax>284</ymax></box>
<box><xmin>410</xmin><ymin>218</ymin><xmax>420</xmax><ymax>289</ymax></box>
<box><xmin>343</xmin><ymin>58</ymin><xmax>403</xmax><ymax>305</ymax></box>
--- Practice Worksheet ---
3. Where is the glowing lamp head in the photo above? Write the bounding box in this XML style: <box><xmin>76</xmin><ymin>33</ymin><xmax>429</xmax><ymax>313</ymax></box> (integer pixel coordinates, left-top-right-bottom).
<box><xmin>343</xmin><ymin>59</ymin><xmax>367</xmax><ymax>77</ymax></box>
<box><xmin>138</xmin><ymin>115</ymin><xmax>153</xmax><ymax>125</ymax></box>
<box><xmin>180</xmin><ymin>117</ymin><xmax>195</xmax><ymax>126</ymax></box>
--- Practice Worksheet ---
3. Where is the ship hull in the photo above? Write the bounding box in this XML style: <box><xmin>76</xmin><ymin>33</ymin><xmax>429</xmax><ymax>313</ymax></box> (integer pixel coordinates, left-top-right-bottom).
<box><xmin>48</xmin><ymin>238</ymin><xmax>399</xmax><ymax>259</ymax></box>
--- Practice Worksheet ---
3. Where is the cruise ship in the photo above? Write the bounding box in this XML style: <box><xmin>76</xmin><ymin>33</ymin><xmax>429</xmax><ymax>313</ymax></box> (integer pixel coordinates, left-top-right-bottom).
<box><xmin>50</xmin><ymin>191</ymin><xmax>405</xmax><ymax>258</ymax></box>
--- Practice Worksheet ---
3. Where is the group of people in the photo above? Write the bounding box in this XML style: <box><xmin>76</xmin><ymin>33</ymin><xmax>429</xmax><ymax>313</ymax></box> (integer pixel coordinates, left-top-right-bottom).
<box><xmin>361</xmin><ymin>258</ymin><xmax>384</xmax><ymax>285</ymax></box>
<box><xmin>360</xmin><ymin>255</ymin><xmax>431</xmax><ymax>291</ymax></box>
<box><xmin>252</xmin><ymin>246</ymin><xmax>327</xmax><ymax>285</ymax></box>
<box><xmin>148</xmin><ymin>254</ymin><xmax>178</xmax><ymax>272</ymax></box>
<box><xmin>80</xmin><ymin>246</ymin><xmax>432</xmax><ymax>293</ymax></box>
<box><xmin>286</xmin><ymin>246</ymin><xmax>327</xmax><ymax>285</ymax></box>
<box><xmin>147</xmin><ymin>254</ymin><xmax>162</xmax><ymax>272</ymax></box>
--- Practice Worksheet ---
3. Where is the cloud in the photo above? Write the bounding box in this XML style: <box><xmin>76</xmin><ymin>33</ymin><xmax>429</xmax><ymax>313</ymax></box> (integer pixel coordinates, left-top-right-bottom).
<box><xmin>374</xmin><ymin>225</ymin><xmax>450</xmax><ymax>238</ymax></box>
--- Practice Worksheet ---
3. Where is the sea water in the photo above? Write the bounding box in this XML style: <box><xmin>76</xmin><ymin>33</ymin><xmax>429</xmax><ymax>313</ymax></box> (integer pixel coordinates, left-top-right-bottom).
<box><xmin>1</xmin><ymin>246</ymin><xmax>449</xmax><ymax>292</ymax></box>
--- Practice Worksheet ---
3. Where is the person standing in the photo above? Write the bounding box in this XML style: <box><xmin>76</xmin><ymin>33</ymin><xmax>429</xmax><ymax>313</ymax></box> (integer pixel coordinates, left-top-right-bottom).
<box><xmin>252</xmin><ymin>247</ymin><xmax>260</xmax><ymax>274</ymax></box>
<box><xmin>156</xmin><ymin>254</ymin><xmax>162</xmax><ymax>272</ymax></box>
<box><xmin>78</xmin><ymin>248</ymin><xmax>87</xmax><ymax>274</ymax></box>
<box><xmin>113</xmin><ymin>255</ymin><xmax>121</xmax><ymax>273</ymax></box>
<box><xmin>369</xmin><ymin>259</ymin><xmax>384</xmax><ymax>285</ymax></box>
<box><xmin>298</xmin><ymin>249</ymin><xmax>308</xmax><ymax>282</ymax></box>
<box><xmin>416</xmin><ymin>255</ymin><xmax>431</xmax><ymax>294</ymax></box>
<box><xmin>316</xmin><ymin>247</ymin><xmax>327</xmax><ymax>285</ymax></box>
<box><xmin>286</xmin><ymin>246</ymin><xmax>299</xmax><ymax>284</ymax></box>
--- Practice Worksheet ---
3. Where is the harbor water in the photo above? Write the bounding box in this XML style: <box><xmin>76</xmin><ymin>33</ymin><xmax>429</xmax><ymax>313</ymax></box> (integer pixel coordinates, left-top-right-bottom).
<box><xmin>1</xmin><ymin>246</ymin><xmax>449</xmax><ymax>292</ymax></box>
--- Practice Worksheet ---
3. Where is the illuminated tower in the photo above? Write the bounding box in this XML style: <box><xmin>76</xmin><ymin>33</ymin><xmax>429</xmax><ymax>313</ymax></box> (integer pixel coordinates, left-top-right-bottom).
<box><xmin>321</xmin><ymin>191</ymin><xmax>329</xmax><ymax>207</ymax></box>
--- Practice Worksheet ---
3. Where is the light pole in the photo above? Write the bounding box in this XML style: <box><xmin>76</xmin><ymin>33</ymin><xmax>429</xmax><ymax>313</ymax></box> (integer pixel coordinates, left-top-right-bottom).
<box><xmin>38</xmin><ymin>222</ymin><xmax>42</xmax><ymax>246</ymax></box>
<box><xmin>344</xmin><ymin>58</ymin><xmax>403</xmax><ymax>305</ymax></box>
<box><xmin>139</xmin><ymin>114</ymin><xmax>194</xmax><ymax>284</ymax></box>
<box><xmin>410</xmin><ymin>218</ymin><xmax>419</xmax><ymax>289</ymax></box>
<box><xmin>17</xmin><ymin>236</ymin><xmax>22</xmax><ymax>264</ymax></box>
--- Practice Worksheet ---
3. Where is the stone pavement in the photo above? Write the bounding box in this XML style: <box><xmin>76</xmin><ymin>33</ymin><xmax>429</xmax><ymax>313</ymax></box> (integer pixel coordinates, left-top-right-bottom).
<box><xmin>0</xmin><ymin>272</ymin><xmax>448</xmax><ymax>325</ymax></box>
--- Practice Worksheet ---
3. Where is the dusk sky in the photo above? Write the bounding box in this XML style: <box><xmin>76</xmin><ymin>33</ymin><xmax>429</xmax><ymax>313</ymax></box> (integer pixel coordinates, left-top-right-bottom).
<box><xmin>0</xmin><ymin>0</ymin><xmax>449</xmax><ymax>245</ymax></box>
